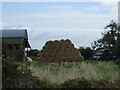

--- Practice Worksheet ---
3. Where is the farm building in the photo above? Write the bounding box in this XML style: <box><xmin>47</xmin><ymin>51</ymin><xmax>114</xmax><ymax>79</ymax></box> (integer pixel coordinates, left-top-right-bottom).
<box><xmin>91</xmin><ymin>48</ymin><xmax>117</xmax><ymax>61</ymax></box>
<box><xmin>1</xmin><ymin>29</ymin><xmax>31</xmax><ymax>61</ymax></box>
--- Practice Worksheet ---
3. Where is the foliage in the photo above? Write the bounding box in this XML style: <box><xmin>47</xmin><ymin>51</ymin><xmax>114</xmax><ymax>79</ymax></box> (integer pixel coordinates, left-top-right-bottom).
<box><xmin>78</xmin><ymin>47</ymin><xmax>94</xmax><ymax>59</ymax></box>
<box><xmin>60</xmin><ymin>78</ymin><xmax>92</xmax><ymax>88</ymax></box>
<box><xmin>26</xmin><ymin>49</ymin><xmax>39</xmax><ymax>57</ymax></box>
<box><xmin>91</xmin><ymin>20</ymin><xmax>120</xmax><ymax>58</ymax></box>
<box><xmin>2</xmin><ymin>57</ymin><xmax>54</xmax><ymax>88</ymax></box>
<box><xmin>115</xmin><ymin>58</ymin><xmax>120</xmax><ymax>65</ymax></box>
<box><xmin>60</xmin><ymin>78</ymin><xmax>117</xmax><ymax>88</ymax></box>
<box><xmin>2</xmin><ymin>58</ymin><xmax>120</xmax><ymax>88</ymax></box>
<box><xmin>25</xmin><ymin>61</ymin><xmax>119</xmax><ymax>86</ymax></box>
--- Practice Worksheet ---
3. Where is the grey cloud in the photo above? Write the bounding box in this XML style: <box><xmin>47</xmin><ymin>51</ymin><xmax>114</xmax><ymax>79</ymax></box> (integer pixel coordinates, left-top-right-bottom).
<box><xmin>2</xmin><ymin>2</ymin><xmax>117</xmax><ymax>49</ymax></box>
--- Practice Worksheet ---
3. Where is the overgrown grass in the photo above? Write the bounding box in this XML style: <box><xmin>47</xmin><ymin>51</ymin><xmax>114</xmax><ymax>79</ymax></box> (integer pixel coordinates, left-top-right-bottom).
<box><xmin>24</xmin><ymin>60</ymin><xmax>120</xmax><ymax>86</ymax></box>
<box><xmin>3</xmin><ymin>57</ymin><xmax>120</xmax><ymax>88</ymax></box>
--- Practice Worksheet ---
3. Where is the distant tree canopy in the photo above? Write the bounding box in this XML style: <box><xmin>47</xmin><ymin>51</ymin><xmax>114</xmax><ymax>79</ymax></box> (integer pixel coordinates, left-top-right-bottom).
<box><xmin>27</xmin><ymin>49</ymin><xmax>39</xmax><ymax>57</ymax></box>
<box><xmin>91</xmin><ymin>20</ymin><xmax>120</xmax><ymax>58</ymax></box>
<box><xmin>78</xmin><ymin>47</ymin><xmax>94</xmax><ymax>60</ymax></box>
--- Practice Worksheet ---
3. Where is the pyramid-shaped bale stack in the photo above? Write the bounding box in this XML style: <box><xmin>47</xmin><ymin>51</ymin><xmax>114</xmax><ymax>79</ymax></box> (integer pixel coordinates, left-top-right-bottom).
<box><xmin>38</xmin><ymin>39</ymin><xmax>84</xmax><ymax>62</ymax></box>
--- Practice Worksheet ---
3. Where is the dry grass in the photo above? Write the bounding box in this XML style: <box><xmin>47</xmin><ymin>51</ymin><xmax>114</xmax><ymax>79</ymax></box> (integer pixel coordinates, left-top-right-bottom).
<box><xmin>25</xmin><ymin>61</ymin><xmax>119</xmax><ymax>84</ymax></box>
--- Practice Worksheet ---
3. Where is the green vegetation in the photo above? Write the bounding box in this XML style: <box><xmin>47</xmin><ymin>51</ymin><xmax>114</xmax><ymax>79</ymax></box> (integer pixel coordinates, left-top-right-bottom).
<box><xmin>2</xmin><ymin>58</ymin><xmax>120</xmax><ymax>88</ymax></box>
<box><xmin>26</xmin><ymin>49</ymin><xmax>39</xmax><ymax>57</ymax></box>
<box><xmin>2</xmin><ymin>57</ymin><xmax>55</xmax><ymax>88</ymax></box>
<box><xmin>115</xmin><ymin>58</ymin><xmax>120</xmax><ymax>65</ymax></box>
<box><xmin>91</xmin><ymin>20</ymin><xmax>120</xmax><ymax>58</ymax></box>
<box><xmin>60</xmin><ymin>78</ymin><xmax>117</xmax><ymax>88</ymax></box>
<box><xmin>78</xmin><ymin>47</ymin><xmax>94</xmax><ymax>59</ymax></box>
<box><xmin>23</xmin><ymin>60</ymin><xmax>120</xmax><ymax>88</ymax></box>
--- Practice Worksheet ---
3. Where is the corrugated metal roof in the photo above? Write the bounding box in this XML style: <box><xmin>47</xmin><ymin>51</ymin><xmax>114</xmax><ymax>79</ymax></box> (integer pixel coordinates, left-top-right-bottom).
<box><xmin>1</xmin><ymin>29</ymin><xmax>31</xmax><ymax>48</ymax></box>
<box><xmin>0</xmin><ymin>29</ymin><xmax>28</xmax><ymax>39</ymax></box>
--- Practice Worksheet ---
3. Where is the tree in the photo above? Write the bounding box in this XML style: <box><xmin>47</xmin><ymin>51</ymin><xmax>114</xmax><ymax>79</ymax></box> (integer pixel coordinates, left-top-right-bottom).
<box><xmin>26</xmin><ymin>49</ymin><xmax>39</xmax><ymax>57</ymax></box>
<box><xmin>91</xmin><ymin>20</ymin><xmax>120</xmax><ymax>58</ymax></box>
<box><xmin>78</xmin><ymin>46</ymin><xmax>94</xmax><ymax>60</ymax></box>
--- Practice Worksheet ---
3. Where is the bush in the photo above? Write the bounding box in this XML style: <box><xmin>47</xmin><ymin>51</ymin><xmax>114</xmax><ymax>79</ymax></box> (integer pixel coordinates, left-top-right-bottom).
<box><xmin>115</xmin><ymin>58</ymin><xmax>120</xmax><ymax>65</ymax></box>
<box><xmin>60</xmin><ymin>78</ymin><xmax>92</xmax><ymax>88</ymax></box>
<box><xmin>60</xmin><ymin>78</ymin><xmax>117</xmax><ymax>88</ymax></box>
<box><xmin>2</xmin><ymin>57</ymin><xmax>54</xmax><ymax>88</ymax></box>
<box><xmin>78</xmin><ymin>47</ymin><xmax>94</xmax><ymax>60</ymax></box>
<box><xmin>26</xmin><ymin>49</ymin><xmax>39</xmax><ymax>57</ymax></box>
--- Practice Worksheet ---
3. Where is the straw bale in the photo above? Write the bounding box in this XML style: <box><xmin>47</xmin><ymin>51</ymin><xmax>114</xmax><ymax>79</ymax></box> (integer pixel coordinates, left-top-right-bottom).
<box><xmin>38</xmin><ymin>39</ymin><xmax>84</xmax><ymax>62</ymax></box>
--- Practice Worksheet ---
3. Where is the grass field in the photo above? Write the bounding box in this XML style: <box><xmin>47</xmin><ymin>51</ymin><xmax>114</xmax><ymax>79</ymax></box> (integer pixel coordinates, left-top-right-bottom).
<box><xmin>24</xmin><ymin>60</ymin><xmax>120</xmax><ymax>85</ymax></box>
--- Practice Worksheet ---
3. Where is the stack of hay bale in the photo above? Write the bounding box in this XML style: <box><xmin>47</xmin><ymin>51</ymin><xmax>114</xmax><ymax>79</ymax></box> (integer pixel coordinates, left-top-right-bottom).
<box><xmin>37</xmin><ymin>39</ymin><xmax>84</xmax><ymax>62</ymax></box>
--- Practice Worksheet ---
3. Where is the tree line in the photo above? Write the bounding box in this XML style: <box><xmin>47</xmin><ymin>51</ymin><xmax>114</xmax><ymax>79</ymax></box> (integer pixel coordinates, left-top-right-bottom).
<box><xmin>79</xmin><ymin>20</ymin><xmax>120</xmax><ymax>59</ymax></box>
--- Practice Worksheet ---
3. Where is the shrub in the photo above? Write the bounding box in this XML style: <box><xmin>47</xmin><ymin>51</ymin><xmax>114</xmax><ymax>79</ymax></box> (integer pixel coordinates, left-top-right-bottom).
<box><xmin>90</xmin><ymin>79</ymin><xmax>117</xmax><ymax>88</ymax></box>
<box><xmin>60</xmin><ymin>78</ymin><xmax>117</xmax><ymax>88</ymax></box>
<box><xmin>60</xmin><ymin>78</ymin><xmax>92</xmax><ymax>88</ymax></box>
<box><xmin>26</xmin><ymin>49</ymin><xmax>39</xmax><ymax>57</ymax></box>
<box><xmin>115</xmin><ymin>58</ymin><xmax>120</xmax><ymax>65</ymax></box>
<box><xmin>78</xmin><ymin>47</ymin><xmax>94</xmax><ymax>60</ymax></box>
<box><xmin>2</xmin><ymin>57</ymin><xmax>54</xmax><ymax>88</ymax></box>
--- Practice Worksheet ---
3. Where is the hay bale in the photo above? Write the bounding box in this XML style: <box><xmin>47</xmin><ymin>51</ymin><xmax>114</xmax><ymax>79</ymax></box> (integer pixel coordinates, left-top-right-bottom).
<box><xmin>38</xmin><ymin>39</ymin><xmax>84</xmax><ymax>62</ymax></box>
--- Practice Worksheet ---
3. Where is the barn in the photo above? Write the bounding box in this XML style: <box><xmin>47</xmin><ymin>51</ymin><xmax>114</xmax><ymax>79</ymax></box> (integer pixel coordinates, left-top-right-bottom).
<box><xmin>1</xmin><ymin>29</ymin><xmax>31</xmax><ymax>61</ymax></box>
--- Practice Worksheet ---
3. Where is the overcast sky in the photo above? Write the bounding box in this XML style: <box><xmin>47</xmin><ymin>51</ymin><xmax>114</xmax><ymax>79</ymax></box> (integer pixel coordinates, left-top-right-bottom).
<box><xmin>2</xmin><ymin>1</ymin><xmax>118</xmax><ymax>50</ymax></box>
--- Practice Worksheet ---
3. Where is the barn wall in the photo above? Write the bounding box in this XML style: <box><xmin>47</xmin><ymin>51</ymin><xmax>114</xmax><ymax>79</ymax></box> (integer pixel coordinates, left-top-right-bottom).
<box><xmin>2</xmin><ymin>38</ymin><xmax>25</xmax><ymax>61</ymax></box>
<box><xmin>6</xmin><ymin>48</ymin><xmax>24</xmax><ymax>61</ymax></box>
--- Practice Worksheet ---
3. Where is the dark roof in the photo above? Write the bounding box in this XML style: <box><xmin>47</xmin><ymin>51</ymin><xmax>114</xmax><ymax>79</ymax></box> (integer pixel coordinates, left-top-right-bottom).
<box><xmin>0</xmin><ymin>29</ymin><xmax>28</xmax><ymax>39</ymax></box>
<box><xmin>0</xmin><ymin>29</ymin><xmax>31</xmax><ymax>48</ymax></box>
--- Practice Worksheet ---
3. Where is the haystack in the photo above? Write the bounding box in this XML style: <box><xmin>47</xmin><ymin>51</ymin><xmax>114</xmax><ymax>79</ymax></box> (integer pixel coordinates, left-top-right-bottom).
<box><xmin>37</xmin><ymin>39</ymin><xmax>84</xmax><ymax>62</ymax></box>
